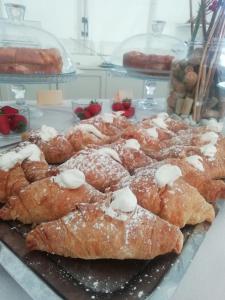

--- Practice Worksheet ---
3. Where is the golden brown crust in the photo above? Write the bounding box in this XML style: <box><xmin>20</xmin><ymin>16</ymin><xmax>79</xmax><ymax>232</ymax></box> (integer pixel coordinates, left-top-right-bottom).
<box><xmin>59</xmin><ymin>148</ymin><xmax>130</xmax><ymax>192</ymax></box>
<box><xmin>22</xmin><ymin>132</ymin><xmax>74</xmax><ymax>164</ymax></box>
<box><xmin>26</xmin><ymin>203</ymin><xmax>183</xmax><ymax>260</ymax></box>
<box><xmin>0</xmin><ymin>165</ymin><xmax>29</xmax><ymax>203</ymax></box>
<box><xmin>0</xmin><ymin>47</ymin><xmax>62</xmax><ymax>74</ymax></box>
<box><xmin>0</xmin><ymin>178</ymin><xmax>107</xmax><ymax>224</ymax></box>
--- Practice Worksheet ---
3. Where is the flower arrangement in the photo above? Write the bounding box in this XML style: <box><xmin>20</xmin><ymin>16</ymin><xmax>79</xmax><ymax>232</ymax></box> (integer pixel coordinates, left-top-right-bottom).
<box><xmin>168</xmin><ymin>0</ymin><xmax>225</xmax><ymax>122</ymax></box>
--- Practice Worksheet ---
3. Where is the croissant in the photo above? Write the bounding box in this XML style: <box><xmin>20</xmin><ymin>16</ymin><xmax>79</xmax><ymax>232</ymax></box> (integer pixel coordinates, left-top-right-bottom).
<box><xmin>22</xmin><ymin>125</ymin><xmax>74</xmax><ymax>164</ymax></box>
<box><xmin>103</xmin><ymin>138</ymin><xmax>153</xmax><ymax>173</ymax></box>
<box><xmin>0</xmin><ymin>164</ymin><xmax>29</xmax><ymax>203</ymax></box>
<box><xmin>140</xmin><ymin>113</ymin><xmax>189</xmax><ymax>133</ymax></box>
<box><xmin>136</xmin><ymin>159</ymin><xmax>225</xmax><ymax>202</ymax></box>
<box><xmin>0</xmin><ymin>143</ymin><xmax>51</xmax><ymax>202</ymax></box>
<box><xmin>117</xmin><ymin>164</ymin><xmax>215</xmax><ymax>228</ymax></box>
<box><xmin>122</xmin><ymin>125</ymin><xmax>170</xmax><ymax>156</ymax></box>
<box><xmin>81</xmin><ymin>113</ymin><xmax>130</xmax><ymax>137</ymax></box>
<box><xmin>66</xmin><ymin>124</ymin><xmax>112</xmax><ymax>152</ymax></box>
<box><xmin>0</xmin><ymin>170</ymin><xmax>107</xmax><ymax>224</ymax></box>
<box><xmin>59</xmin><ymin>148</ymin><xmax>130</xmax><ymax>192</ymax></box>
<box><xmin>26</xmin><ymin>202</ymin><xmax>183</xmax><ymax>260</ymax></box>
<box><xmin>154</xmin><ymin>138</ymin><xmax>225</xmax><ymax>179</ymax></box>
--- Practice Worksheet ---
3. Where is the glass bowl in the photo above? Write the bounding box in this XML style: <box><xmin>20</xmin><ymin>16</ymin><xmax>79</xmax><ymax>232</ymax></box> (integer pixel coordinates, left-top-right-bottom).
<box><xmin>72</xmin><ymin>99</ymin><xmax>103</xmax><ymax>121</ymax></box>
<box><xmin>0</xmin><ymin>104</ymin><xmax>30</xmax><ymax>136</ymax></box>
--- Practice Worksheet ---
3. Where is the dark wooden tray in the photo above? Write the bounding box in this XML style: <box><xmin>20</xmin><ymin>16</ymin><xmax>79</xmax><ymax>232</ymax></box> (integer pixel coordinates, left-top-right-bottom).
<box><xmin>0</xmin><ymin>220</ymin><xmax>195</xmax><ymax>300</ymax></box>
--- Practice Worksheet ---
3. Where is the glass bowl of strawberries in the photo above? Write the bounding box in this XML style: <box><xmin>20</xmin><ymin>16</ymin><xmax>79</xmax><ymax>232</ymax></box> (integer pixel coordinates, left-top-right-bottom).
<box><xmin>72</xmin><ymin>99</ymin><xmax>102</xmax><ymax>121</ymax></box>
<box><xmin>0</xmin><ymin>105</ymin><xmax>29</xmax><ymax>136</ymax></box>
<box><xmin>111</xmin><ymin>98</ymin><xmax>135</xmax><ymax>118</ymax></box>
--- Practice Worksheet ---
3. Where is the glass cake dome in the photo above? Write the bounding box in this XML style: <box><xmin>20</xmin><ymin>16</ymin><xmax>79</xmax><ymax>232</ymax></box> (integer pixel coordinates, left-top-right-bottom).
<box><xmin>0</xmin><ymin>3</ymin><xmax>76</xmax><ymax>82</ymax></box>
<box><xmin>110</xmin><ymin>22</ymin><xmax>187</xmax><ymax>78</ymax></box>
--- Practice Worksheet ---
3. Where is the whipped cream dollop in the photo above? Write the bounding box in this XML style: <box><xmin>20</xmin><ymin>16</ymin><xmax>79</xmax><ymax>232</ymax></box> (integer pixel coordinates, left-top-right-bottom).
<box><xmin>101</xmin><ymin>113</ymin><xmax>116</xmax><ymax>123</ymax></box>
<box><xmin>201</xmin><ymin>118</ymin><xmax>223</xmax><ymax>132</ymax></box>
<box><xmin>157</xmin><ymin>112</ymin><xmax>169</xmax><ymax>120</ymax></box>
<box><xmin>39</xmin><ymin>125</ymin><xmax>58</xmax><ymax>142</ymax></box>
<box><xmin>155</xmin><ymin>164</ymin><xmax>182</xmax><ymax>187</ymax></box>
<box><xmin>105</xmin><ymin>187</ymin><xmax>137</xmax><ymax>221</ymax></box>
<box><xmin>146</xmin><ymin>127</ymin><xmax>158</xmax><ymax>139</ymax></box>
<box><xmin>74</xmin><ymin>124</ymin><xmax>105</xmax><ymax>139</ymax></box>
<box><xmin>0</xmin><ymin>144</ymin><xmax>41</xmax><ymax>171</ymax></box>
<box><xmin>124</xmin><ymin>139</ymin><xmax>141</xmax><ymax>150</ymax></box>
<box><xmin>201</xmin><ymin>131</ymin><xmax>218</xmax><ymax>145</ymax></box>
<box><xmin>185</xmin><ymin>155</ymin><xmax>204</xmax><ymax>172</ymax></box>
<box><xmin>200</xmin><ymin>144</ymin><xmax>217</xmax><ymax>160</ymax></box>
<box><xmin>52</xmin><ymin>169</ymin><xmax>85</xmax><ymax>189</ymax></box>
<box><xmin>151</xmin><ymin>114</ymin><xmax>168</xmax><ymax>129</ymax></box>
<box><xmin>97</xmin><ymin>148</ymin><xmax>121</xmax><ymax>163</ymax></box>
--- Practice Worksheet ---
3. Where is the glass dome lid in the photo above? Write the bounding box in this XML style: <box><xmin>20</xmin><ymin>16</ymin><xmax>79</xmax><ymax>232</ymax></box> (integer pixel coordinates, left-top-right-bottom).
<box><xmin>0</xmin><ymin>3</ymin><xmax>76</xmax><ymax>79</ymax></box>
<box><xmin>110</xmin><ymin>25</ymin><xmax>187</xmax><ymax>77</ymax></box>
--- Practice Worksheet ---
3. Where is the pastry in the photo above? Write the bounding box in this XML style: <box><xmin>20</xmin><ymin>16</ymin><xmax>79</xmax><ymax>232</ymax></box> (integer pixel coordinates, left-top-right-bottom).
<box><xmin>122</xmin><ymin>124</ymin><xmax>172</xmax><ymax>157</ymax></box>
<box><xmin>101</xmin><ymin>138</ymin><xmax>153</xmax><ymax>173</ymax></box>
<box><xmin>117</xmin><ymin>164</ymin><xmax>215</xmax><ymax>228</ymax></box>
<box><xmin>22</xmin><ymin>125</ymin><xmax>74</xmax><ymax>164</ymax></box>
<box><xmin>81</xmin><ymin>113</ymin><xmax>131</xmax><ymax>137</ymax></box>
<box><xmin>123</xmin><ymin>51</ymin><xmax>174</xmax><ymax>74</ymax></box>
<box><xmin>59</xmin><ymin>148</ymin><xmax>130</xmax><ymax>192</ymax></box>
<box><xmin>0</xmin><ymin>47</ymin><xmax>62</xmax><ymax>74</ymax></box>
<box><xmin>0</xmin><ymin>143</ymin><xmax>49</xmax><ymax>202</ymax></box>
<box><xmin>66</xmin><ymin>123</ymin><xmax>113</xmax><ymax>152</ymax></box>
<box><xmin>0</xmin><ymin>169</ymin><xmax>107</xmax><ymax>224</ymax></box>
<box><xmin>135</xmin><ymin>158</ymin><xmax>225</xmax><ymax>202</ymax></box>
<box><xmin>140</xmin><ymin>113</ymin><xmax>189</xmax><ymax>133</ymax></box>
<box><xmin>26</xmin><ymin>187</ymin><xmax>183</xmax><ymax>259</ymax></box>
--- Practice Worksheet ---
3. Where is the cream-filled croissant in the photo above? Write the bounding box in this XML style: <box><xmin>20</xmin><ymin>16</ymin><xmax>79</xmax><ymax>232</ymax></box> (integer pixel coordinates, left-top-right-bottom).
<box><xmin>81</xmin><ymin>113</ymin><xmax>130</xmax><ymax>137</ymax></box>
<box><xmin>117</xmin><ymin>164</ymin><xmax>215</xmax><ymax>228</ymax></box>
<box><xmin>0</xmin><ymin>169</ymin><xmax>107</xmax><ymax>224</ymax></box>
<box><xmin>0</xmin><ymin>143</ymin><xmax>50</xmax><ymax>202</ymax></box>
<box><xmin>59</xmin><ymin>148</ymin><xmax>130</xmax><ymax>192</ymax></box>
<box><xmin>135</xmin><ymin>158</ymin><xmax>225</xmax><ymax>202</ymax></box>
<box><xmin>22</xmin><ymin>125</ymin><xmax>74</xmax><ymax>164</ymax></box>
<box><xmin>140</xmin><ymin>113</ymin><xmax>189</xmax><ymax>133</ymax></box>
<box><xmin>26</xmin><ymin>187</ymin><xmax>183</xmax><ymax>260</ymax></box>
<box><xmin>94</xmin><ymin>138</ymin><xmax>153</xmax><ymax>173</ymax></box>
<box><xmin>66</xmin><ymin>123</ymin><xmax>112</xmax><ymax>152</ymax></box>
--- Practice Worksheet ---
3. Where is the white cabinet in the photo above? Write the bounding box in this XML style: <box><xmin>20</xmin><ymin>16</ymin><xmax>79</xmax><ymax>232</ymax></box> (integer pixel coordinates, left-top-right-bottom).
<box><xmin>0</xmin><ymin>67</ymin><xmax>169</xmax><ymax>102</ymax></box>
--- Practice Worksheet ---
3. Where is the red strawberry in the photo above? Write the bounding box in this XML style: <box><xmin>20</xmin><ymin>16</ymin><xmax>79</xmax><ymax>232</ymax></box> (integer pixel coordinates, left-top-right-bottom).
<box><xmin>87</xmin><ymin>101</ymin><xmax>102</xmax><ymax>116</ymax></box>
<box><xmin>83</xmin><ymin>110</ymin><xmax>92</xmax><ymax>119</ymax></box>
<box><xmin>0</xmin><ymin>115</ymin><xmax>10</xmax><ymax>135</ymax></box>
<box><xmin>74</xmin><ymin>106</ymin><xmax>84</xmax><ymax>114</ymax></box>
<box><xmin>122</xmin><ymin>106</ymin><xmax>135</xmax><ymax>118</ymax></box>
<box><xmin>1</xmin><ymin>106</ymin><xmax>19</xmax><ymax>115</ymax></box>
<box><xmin>112</xmin><ymin>102</ymin><xmax>123</xmax><ymax>111</ymax></box>
<box><xmin>10</xmin><ymin>114</ymin><xmax>27</xmax><ymax>132</ymax></box>
<box><xmin>122</xmin><ymin>98</ymin><xmax>131</xmax><ymax>110</ymax></box>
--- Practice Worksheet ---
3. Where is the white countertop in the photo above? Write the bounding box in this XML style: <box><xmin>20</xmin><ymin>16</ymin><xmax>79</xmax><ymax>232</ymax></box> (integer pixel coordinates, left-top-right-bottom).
<box><xmin>1</xmin><ymin>101</ymin><xmax>225</xmax><ymax>300</ymax></box>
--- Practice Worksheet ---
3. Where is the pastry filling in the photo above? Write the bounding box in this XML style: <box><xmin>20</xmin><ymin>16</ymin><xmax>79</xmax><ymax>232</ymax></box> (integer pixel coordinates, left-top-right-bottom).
<box><xmin>97</xmin><ymin>148</ymin><xmax>121</xmax><ymax>163</ymax></box>
<box><xmin>200</xmin><ymin>144</ymin><xmax>217</xmax><ymax>160</ymax></box>
<box><xmin>39</xmin><ymin>124</ymin><xmax>58</xmax><ymax>141</ymax></box>
<box><xmin>155</xmin><ymin>164</ymin><xmax>182</xmax><ymax>187</ymax></box>
<box><xmin>151</xmin><ymin>116</ymin><xmax>168</xmax><ymax>129</ymax></box>
<box><xmin>73</xmin><ymin>124</ymin><xmax>105</xmax><ymax>139</ymax></box>
<box><xmin>0</xmin><ymin>144</ymin><xmax>41</xmax><ymax>171</ymax></box>
<box><xmin>185</xmin><ymin>155</ymin><xmax>204</xmax><ymax>172</ymax></box>
<box><xmin>101</xmin><ymin>113</ymin><xmax>116</xmax><ymax>123</ymax></box>
<box><xmin>124</xmin><ymin>139</ymin><xmax>141</xmax><ymax>150</ymax></box>
<box><xmin>146</xmin><ymin>127</ymin><xmax>158</xmax><ymax>139</ymax></box>
<box><xmin>201</xmin><ymin>131</ymin><xmax>218</xmax><ymax>145</ymax></box>
<box><xmin>105</xmin><ymin>187</ymin><xmax>137</xmax><ymax>221</ymax></box>
<box><xmin>52</xmin><ymin>169</ymin><xmax>85</xmax><ymax>189</ymax></box>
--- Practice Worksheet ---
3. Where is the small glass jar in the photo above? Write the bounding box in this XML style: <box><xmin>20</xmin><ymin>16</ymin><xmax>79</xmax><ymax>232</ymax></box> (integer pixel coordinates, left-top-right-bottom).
<box><xmin>167</xmin><ymin>40</ymin><xmax>225</xmax><ymax>128</ymax></box>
